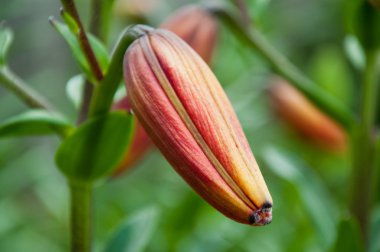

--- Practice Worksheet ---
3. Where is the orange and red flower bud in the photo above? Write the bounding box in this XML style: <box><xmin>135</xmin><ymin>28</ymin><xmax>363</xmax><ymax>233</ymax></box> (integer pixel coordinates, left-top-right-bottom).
<box><xmin>112</xmin><ymin>97</ymin><xmax>151</xmax><ymax>176</ymax></box>
<box><xmin>267</xmin><ymin>78</ymin><xmax>347</xmax><ymax>152</ymax></box>
<box><xmin>160</xmin><ymin>5</ymin><xmax>218</xmax><ymax>64</ymax></box>
<box><xmin>123</xmin><ymin>29</ymin><xmax>272</xmax><ymax>225</ymax></box>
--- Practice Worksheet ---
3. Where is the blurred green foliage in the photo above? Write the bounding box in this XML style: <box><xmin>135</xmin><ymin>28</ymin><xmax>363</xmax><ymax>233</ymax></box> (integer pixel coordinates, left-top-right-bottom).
<box><xmin>0</xmin><ymin>0</ymin><xmax>377</xmax><ymax>251</ymax></box>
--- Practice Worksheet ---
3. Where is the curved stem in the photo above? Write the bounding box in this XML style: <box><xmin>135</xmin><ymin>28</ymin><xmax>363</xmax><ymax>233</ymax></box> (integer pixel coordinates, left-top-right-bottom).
<box><xmin>89</xmin><ymin>26</ymin><xmax>140</xmax><ymax>117</ymax></box>
<box><xmin>0</xmin><ymin>67</ymin><xmax>53</xmax><ymax>110</ymax></box>
<box><xmin>69</xmin><ymin>181</ymin><xmax>92</xmax><ymax>252</ymax></box>
<box><xmin>211</xmin><ymin>8</ymin><xmax>354</xmax><ymax>128</ymax></box>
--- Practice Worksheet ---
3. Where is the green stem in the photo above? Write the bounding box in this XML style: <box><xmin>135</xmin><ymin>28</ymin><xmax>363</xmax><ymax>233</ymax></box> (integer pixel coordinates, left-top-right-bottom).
<box><xmin>76</xmin><ymin>0</ymin><xmax>110</xmax><ymax>125</ymax></box>
<box><xmin>211</xmin><ymin>8</ymin><xmax>354</xmax><ymax>128</ymax></box>
<box><xmin>88</xmin><ymin>26</ymin><xmax>144</xmax><ymax>117</ymax></box>
<box><xmin>362</xmin><ymin>52</ymin><xmax>378</xmax><ymax>134</ymax></box>
<box><xmin>0</xmin><ymin>67</ymin><xmax>53</xmax><ymax>110</ymax></box>
<box><xmin>69</xmin><ymin>181</ymin><xmax>92</xmax><ymax>252</ymax></box>
<box><xmin>350</xmin><ymin>50</ymin><xmax>379</xmax><ymax>244</ymax></box>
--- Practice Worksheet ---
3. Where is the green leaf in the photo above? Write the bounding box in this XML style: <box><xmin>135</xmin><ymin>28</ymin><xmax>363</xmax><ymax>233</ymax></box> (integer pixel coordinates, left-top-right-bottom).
<box><xmin>261</xmin><ymin>146</ymin><xmax>337</xmax><ymax>249</ymax></box>
<box><xmin>331</xmin><ymin>218</ymin><xmax>364</xmax><ymax>252</ymax></box>
<box><xmin>66</xmin><ymin>74</ymin><xmax>85</xmax><ymax>109</ymax></box>
<box><xmin>0</xmin><ymin>25</ymin><xmax>13</xmax><ymax>66</ymax></box>
<box><xmin>0</xmin><ymin>110</ymin><xmax>72</xmax><ymax>138</ymax></box>
<box><xmin>50</xmin><ymin>18</ymin><xmax>109</xmax><ymax>83</ymax></box>
<box><xmin>61</xmin><ymin>10</ymin><xmax>80</xmax><ymax>35</ymax></box>
<box><xmin>104</xmin><ymin>207</ymin><xmax>159</xmax><ymax>252</ymax></box>
<box><xmin>55</xmin><ymin>112</ymin><xmax>134</xmax><ymax>182</ymax></box>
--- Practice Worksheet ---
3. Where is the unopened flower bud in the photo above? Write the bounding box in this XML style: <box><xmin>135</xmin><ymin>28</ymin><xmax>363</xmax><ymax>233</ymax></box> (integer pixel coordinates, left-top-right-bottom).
<box><xmin>160</xmin><ymin>5</ymin><xmax>218</xmax><ymax>64</ymax></box>
<box><xmin>123</xmin><ymin>29</ymin><xmax>272</xmax><ymax>225</ymax></box>
<box><xmin>112</xmin><ymin>97</ymin><xmax>151</xmax><ymax>176</ymax></box>
<box><xmin>267</xmin><ymin>78</ymin><xmax>347</xmax><ymax>152</ymax></box>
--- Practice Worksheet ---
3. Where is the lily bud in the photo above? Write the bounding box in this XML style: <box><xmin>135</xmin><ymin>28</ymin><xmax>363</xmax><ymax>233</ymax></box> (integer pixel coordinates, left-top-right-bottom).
<box><xmin>112</xmin><ymin>97</ymin><xmax>151</xmax><ymax>176</ymax></box>
<box><xmin>123</xmin><ymin>29</ymin><xmax>272</xmax><ymax>225</ymax></box>
<box><xmin>267</xmin><ymin>78</ymin><xmax>347</xmax><ymax>152</ymax></box>
<box><xmin>160</xmin><ymin>5</ymin><xmax>218</xmax><ymax>64</ymax></box>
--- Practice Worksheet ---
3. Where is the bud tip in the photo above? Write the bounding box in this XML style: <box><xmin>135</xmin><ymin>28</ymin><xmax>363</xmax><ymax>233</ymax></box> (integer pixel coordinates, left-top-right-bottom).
<box><xmin>249</xmin><ymin>202</ymin><xmax>272</xmax><ymax>226</ymax></box>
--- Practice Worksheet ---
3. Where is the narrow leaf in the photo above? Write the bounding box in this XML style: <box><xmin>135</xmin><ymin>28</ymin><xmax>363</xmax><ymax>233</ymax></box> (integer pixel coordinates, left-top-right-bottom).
<box><xmin>61</xmin><ymin>10</ymin><xmax>80</xmax><ymax>34</ymax></box>
<box><xmin>0</xmin><ymin>25</ymin><xmax>13</xmax><ymax>66</ymax></box>
<box><xmin>0</xmin><ymin>110</ymin><xmax>72</xmax><ymax>138</ymax></box>
<box><xmin>55</xmin><ymin>112</ymin><xmax>134</xmax><ymax>182</ymax></box>
<box><xmin>49</xmin><ymin>18</ymin><xmax>109</xmax><ymax>82</ymax></box>
<box><xmin>104</xmin><ymin>207</ymin><xmax>159</xmax><ymax>252</ymax></box>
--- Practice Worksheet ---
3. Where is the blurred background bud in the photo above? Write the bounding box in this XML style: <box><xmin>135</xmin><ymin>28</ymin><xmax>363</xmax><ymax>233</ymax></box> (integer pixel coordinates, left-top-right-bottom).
<box><xmin>267</xmin><ymin>78</ymin><xmax>347</xmax><ymax>152</ymax></box>
<box><xmin>112</xmin><ymin>97</ymin><xmax>152</xmax><ymax>177</ymax></box>
<box><xmin>160</xmin><ymin>5</ymin><xmax>218</xmax><ymax>64</ymax></box>
<box><xmin>114</xmin><ymin>0</ymin><xmax>160</xmax><ymax>22</ymax></box>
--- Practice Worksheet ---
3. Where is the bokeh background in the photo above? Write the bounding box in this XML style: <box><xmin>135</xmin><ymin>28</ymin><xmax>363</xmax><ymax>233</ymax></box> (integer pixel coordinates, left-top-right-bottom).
<box><xmin>0</xmin><ymin>0</ymin><xmax>376</xmax><ymax>251</ymax></box>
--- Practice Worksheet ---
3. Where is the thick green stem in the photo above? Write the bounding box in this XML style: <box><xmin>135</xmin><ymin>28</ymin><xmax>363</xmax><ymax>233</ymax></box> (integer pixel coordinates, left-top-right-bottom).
<box><xmin>350</xmin><ymin>50</ymin><xmax>379</xmax><ymax>245</ymax></box>
<box><xmin>211</xmin><ymin>8</ymin><xmax>354</xmax><ymax>128</ymax></box>
<box><xmin>0</xmin><ymin>67</ymin><xmax>53</xmax><ymax>110</ymax></box>
<box><xmin>69</xmin><ymin>181</ymin><xmax>92</xmax><ymax>252</ymax></box>
<box><xmin>88</xmin><ymin>26</ymin><xmax>144</xmax><ymax>117</ymax></box>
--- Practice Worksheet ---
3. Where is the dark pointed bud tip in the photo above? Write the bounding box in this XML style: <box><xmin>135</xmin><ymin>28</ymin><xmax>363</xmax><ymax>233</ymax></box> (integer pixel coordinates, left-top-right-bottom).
<box><xmin>249</xmin><ymin>202</ymin><xmax>272</xmax><ymax>226</ymax></box>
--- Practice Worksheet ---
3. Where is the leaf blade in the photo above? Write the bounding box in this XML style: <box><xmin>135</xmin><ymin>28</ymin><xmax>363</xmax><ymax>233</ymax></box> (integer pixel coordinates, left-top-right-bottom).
<box><xmin>50</xmin><ymin>19</ymin><xmax>109</xmax><ymax>83</ymax></box>
<box><xmin>55</xmin><ymin>112</ymin><xmax>134</xmax><ymax>182</ymax></box>
<box><xmin>0</xmin><ymin>110</ymin><xmax>72</xmax><ymax>138</ymax></box>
